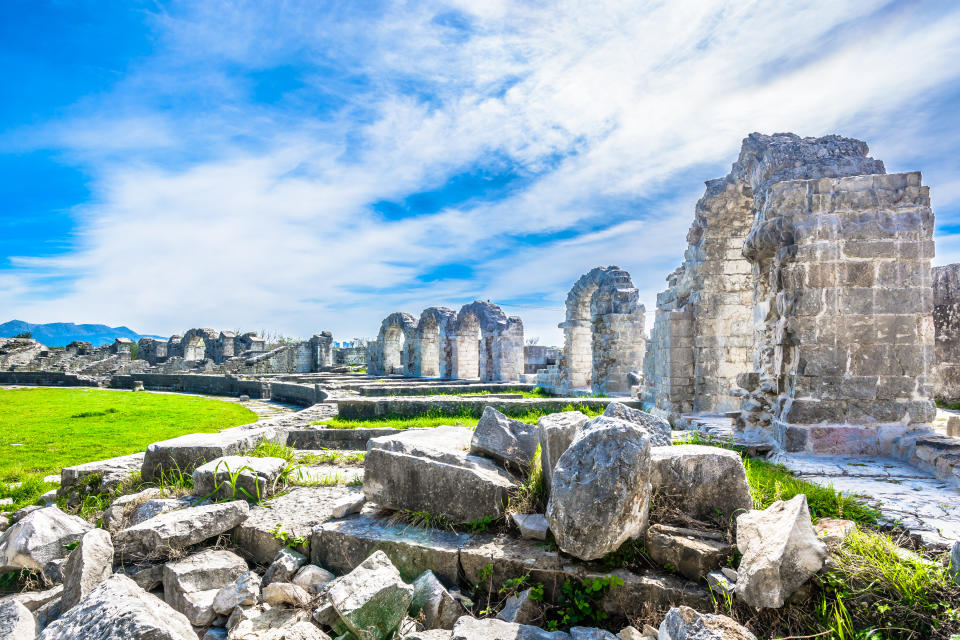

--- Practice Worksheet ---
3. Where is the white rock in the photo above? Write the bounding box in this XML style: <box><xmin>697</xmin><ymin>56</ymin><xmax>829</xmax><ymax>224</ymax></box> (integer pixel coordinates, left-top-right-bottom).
<box><xmin>0</xmin><ymin>600</ymin><xmax>35</xmax><ymax>640</ymax></box>
<box><xmin>262</xmin><ymin>547</ymin><xmax>307</xmax><ymax>587</ymax></box>
<box><xmin>511</xmin><ymin>513</ymin><xmax>548</xmax><ymax>540</ymax></box>
<box><xmin>705</xmin><ymin>571</ymin><xmax>735</xmax><ymax>599</ymax></box>
<box><xmin>263</xmin><ymin>581</ymin><xmax>312</xmax><ymax>607</ymax></box>
<box><xmin>410</xmin><ymin>570</ymin><xmax>464</xmax><ymax>630</ymax></box>
<box><xmin>602</xmin><ymin>403</ymin><xmax>671</xmax><ymax>447</ymax></box>
<box><xmin>735</xmin><ymin>494</ymin><xmax>827</xmax><ymax>609</ymax></box>
<box><xmin>164</xmin><ymin>549</ymin><xmax>249</xmax><ymax>626</ymax></box>
<box><xmin>657</xmin><ymin>605</ymin><xmax>756</xmax><ymax>639</ymax></box>
<box><xmin>537</xmin><ymin>411</ymin><xmax>589</xmax><ymax>493</ymax></box>
<box><xmin>327</xmin><ymin>550</ymin><xmax>414</xmax><ymax>640</ymax></box>
<box><xmin>470</xmin><ymin>407</ymin><xmax>541</xmax><ymax>470</ymax></box>
<box><xmin>115</xmin><ymin>500</ymin><xmax>249</xmax><ymax>559</ymax></box>
<box><xmin>546</xmin><ymin>416</ymin><xmax>652</xmax><ymax>560</ymax></box>
<box><xmin>570</xmin><ymin>628</ymin><xmax>617</xmax><ymax>640</ymax></box>
<box><xmin>102</xmin><ymin>488</ymin><xmax>162</xmax><ymax>532</ymax></box>
<box><xmin>213</xmin><ymin>571</ymin><xmax>261</xmax><ymax>615</ymax></box>
<box><xmin>293</xmin><ymin>565</ymin><xmax>335</xmax><ymax>594</ymax></box>
<box><xmin>616</xmin><ymin>626</ymin><xmax>645</xmax><ymax>640</ymax></box>
<box><xmin>951</xmin><ymin>540</ymin><xmax>960</xmax><ymax>586</ymax></box>
<box><xmin>451</xmin><ymin>616</ymin><xmax>569</xmax><ymax>640</ymax></box>
<box><xmin>227</xmin><ymin>606</ymin><xmax>311</xmax><ymax>639</ymax></box>
<box><xmin>649</xmin><ymin>445</ymin><xmax>753</xmax><ymax>522</ymax></box>
<box><xmin>497</xmin><ymin>588</ymin><xmax>538</xmax><ymax>625</ymax></box>
<box><xmin>37</xmin><ymin>574</ymin><xmax>198</xmax><ymax>640</ymax></box>
<box><xmin>1</xmin><ymin>584</ymin><xmax>62</xmax><ymax>612</ymax></box>
<box><xmin>0</xmin><ymin>506</ymin><xmax>93</xmax><ymax>572</ymax></box>
<box><xmin>61</xmin><ymin>528</ymin><xmax>114</xmax><ymax>610</ymax></box>
<box><xmin>331</xmin><ymin>493</ymin><xmax>366</xmax><ymax>518</ymax></box>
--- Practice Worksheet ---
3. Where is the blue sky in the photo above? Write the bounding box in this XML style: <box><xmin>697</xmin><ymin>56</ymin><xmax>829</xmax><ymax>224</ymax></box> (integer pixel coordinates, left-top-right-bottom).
<box><xmin>2</xmin><ymin>0</ymin><xmax>960</xmax><ymax>344</ymax></box>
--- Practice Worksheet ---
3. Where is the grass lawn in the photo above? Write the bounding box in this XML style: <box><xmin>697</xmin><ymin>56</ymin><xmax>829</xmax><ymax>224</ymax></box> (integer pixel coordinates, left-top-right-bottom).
<box><xmin>0</xmin><ymin>388</ymin><xmax>257</xmax><ymax>509</ymax></box>
<box><xmin>318</xmin><ymin>404</ymin><xmax>606</xmax><ymax>430</ymax></box>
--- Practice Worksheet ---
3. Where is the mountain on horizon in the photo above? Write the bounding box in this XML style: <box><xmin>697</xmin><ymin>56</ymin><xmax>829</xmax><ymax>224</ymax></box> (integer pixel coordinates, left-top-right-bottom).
<box><xmin>0</xmin><ymin>320</ymin><xmax>165</xmax><ymax>347</ymax></box>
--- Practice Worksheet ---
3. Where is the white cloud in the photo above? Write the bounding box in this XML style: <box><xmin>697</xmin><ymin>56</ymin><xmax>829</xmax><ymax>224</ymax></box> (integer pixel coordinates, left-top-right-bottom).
<box><xmin>4</xmin><ymin>0</ymin><xmax>960</xmax><ymax>346</ymax></box>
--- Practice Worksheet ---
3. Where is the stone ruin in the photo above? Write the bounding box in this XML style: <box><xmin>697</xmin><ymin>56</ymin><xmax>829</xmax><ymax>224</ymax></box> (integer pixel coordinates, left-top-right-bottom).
<box><xmin>537</xmin><ymin>266</ymin><xmax>646</xmax><ymax>395</ymax></box>
<box><xmin>367</xmin><ymin>301</ymin><xmax>524</xmax><ymax>382</ymax></box>
<box><xmin>643</xmin><ymin>133</ymin><xmax>937</xmax><ymax>455</ymax></box>
<box><xmin>934</xmin><ymin>263</ymin><xmax>960</xmax><ymax>404</ymax></box>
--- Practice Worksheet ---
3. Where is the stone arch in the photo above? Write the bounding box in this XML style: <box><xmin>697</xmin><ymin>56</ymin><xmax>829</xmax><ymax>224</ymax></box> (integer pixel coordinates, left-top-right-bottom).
<box><xmin>371</xmin><ymin>312</ymin><xmax>418</xmax><ymax>375</ymax></box>
<box><xmin>181</xmin><ymin>329</ymin><xmax>210</xmax><ymax>361</ymax></box>
<box><xmin>560</xmin><ymin>266</ymin><xmax>645</xmax><ymax>394</ymax></box>
<box><xmin>415</xmin><ymin>307</ymin><xmax>457</xmax><ymax>378</ymax></box>
<box><xmin>454</xmin><ymin>301</ymin><xmax>524</xmax><ymax>381</ymax></box>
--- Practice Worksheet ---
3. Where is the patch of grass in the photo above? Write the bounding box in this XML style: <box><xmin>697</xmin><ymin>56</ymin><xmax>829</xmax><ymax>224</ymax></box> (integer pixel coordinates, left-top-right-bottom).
<box><xmin>508</xmin><ymin>445</ymin><xmax>546</xmax><ymax>514</ymax></box>
<box><xmin>247</xmin><ymin>440</ymin><xmax>296</xmax><ymax>462</ymax></box>
<box><xmin>296</xmin><ymin>449</ymin><xmax>366</xmax><ymax>466</ymax></box>
<box><xmin>317</xmin><ymin>404</ymin><xmax>605</xmax><ymax>430</ymax></box>
<box><xmin>744</xmin><ymin>457</ymin><xmax>879</xmax><ymax>526</ymax></box>
<box><xmin>426</xmin><ymin>386</ymin><xmax>556</xmax><ymax>399</ymax></box>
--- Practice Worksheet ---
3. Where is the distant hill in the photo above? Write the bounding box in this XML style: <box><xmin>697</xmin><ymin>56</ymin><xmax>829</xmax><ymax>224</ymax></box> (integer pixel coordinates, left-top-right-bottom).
<box><xmin>0</xmin><ymin>320</ymin><xmax>164</xmax><ymax>347</ymax></box>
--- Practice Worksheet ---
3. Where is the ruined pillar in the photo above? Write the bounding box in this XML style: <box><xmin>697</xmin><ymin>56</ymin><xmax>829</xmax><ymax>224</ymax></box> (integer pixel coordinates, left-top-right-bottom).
<box><xmin>311</xmin><ymin>331</ymin><xmax>333</xmax><ymax>371</ymax></box>
<box><xmin>934</xmin><ymin>264</ymin><xmax>960</xmax><ymax>404</ymax></box>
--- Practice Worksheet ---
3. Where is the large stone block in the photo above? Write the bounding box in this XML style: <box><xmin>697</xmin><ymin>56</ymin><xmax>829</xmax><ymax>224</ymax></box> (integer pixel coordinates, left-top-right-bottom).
<box><xmin>192</xmin><ymin>455</ymin><xmax>287</xmax><ymax>502</ymax></box>
<box><xmin>471</xmin><ymin>407</ymin><xmax>541</xmax><ymax>470</ymax></box>
<box><xmin>363</xmin><ymin>426</ymin><xmax>518</xmax><ymax>523</ymax></box>
<box><xmin>537</xmin><ymin>411</ymin><xmax>589</xmax><ymax>493</ymax></box>
<box><xmin>0</xmin><ymin>506</ymin><xmax>93</xmax><ymax>572</ymax></box>
<box><xmin>602</xmin><ymin>403</ymin><xmax>671</xmax><ymax>447</ymax></box>
<box><xmin>115</xmin><ymin>501</ymin><xmax>249</xmax><ymax>560</ymax></box>
<box><xmin>61</xmin><ymin>528</ymin><xmax>114</xmax><ymax>610</ymax></box>
<box><xmin>649</xmin><ymin>445</ymin><xmax>753</xmax><ymax>523</ymax></box>
<box><xmin>141</xmin><ymin>425</ymin><xmax>284</xmax><ymax>483</ymax></box>
<box><xmin>326</xmin><ymin>550</ymin><xmax>414</xmax><ymax>640</ymax></box>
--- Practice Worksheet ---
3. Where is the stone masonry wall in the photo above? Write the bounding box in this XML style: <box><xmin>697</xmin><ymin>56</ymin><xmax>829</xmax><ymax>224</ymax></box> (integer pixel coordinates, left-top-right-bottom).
<box><xmin>934</xmin><ymin>263</ymin><xmax>960</xmax><ymax>403</ymax></box>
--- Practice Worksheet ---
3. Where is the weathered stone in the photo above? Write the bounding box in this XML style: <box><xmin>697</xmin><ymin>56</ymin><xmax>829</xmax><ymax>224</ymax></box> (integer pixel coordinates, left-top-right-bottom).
<box><xmin>235</xmin><ymin>486</ymin><xmax>357</xmax><ymax>565</ymax></box>
<box><xmin>705</xmin><ymin>571</ymin><xmax>735</xmax><ymax>600</ymax></box>
<box><xmin>406</xmin><ymin>630</ymin><xmax>454</xmax><ymax>640</ymax></box>
<box><xmin>127</xmin><ymin>497</ymin><xmax>194</xmax><ymax>527</ymax></box>
<box><xmin>645</xmin><ymin>525</ymin><xmax>733</xmax><ymax>581</ymax></box>
<box><xmin>37</xmin><ymin>574</ymin><xmax>198</xmax><ymax>640</ymax></box>
<box><xmin>364</xmin><ymin>426</ymin><xmax>518</xmax><ymax>524</ymax></box>
<box><xmin>0</xmin><ymin>600</ymin><xmax>35</xmax><ymax>640</ymax></box>
<box><xmin>950</xmin><ymin>540</ymin><xmax>960</xmax><ymax>586</ymax></box>
<box><xmin>603</xmin><ymin>403</ymin><xmax>671</xmax><ymax>447</ymax></box>
<box><xmin>410</xmin><ymin>570</ymin><xmax>464</xmax><ymax>630</ymax></box>
<box><xmin>537</xmin><ymin>411</ymin><xmax>589</xmax><ymax>492</ymax></box>
<box><xmin>814</xmin><ymin>519</ymin><xmax>856</xmax><ymax>544</ymax></box>
<box><xmin>657</xmin><ymin>605</ymin><xmax>756</xmax><ymax>640</ymax></box>
<box><xmin>213</xmin><ymin>571</ymin><xmax>261</xmax><ymax>615</ymax></box>
<box><xmin>102</xmin><ymin>488</ymin><xmax>162</xmax><ymax>532</ymax></box>
<box><xmin>293</xmin><ymin>565</ymin><xmax>335</xmax><ymax>594</ymax></box>
<box><xmin>511</xmin><ymin>513</ymin><xmax>548</xmax><ymax>541</ymax></box>
<box><xmin>616</xmin><ymin>626</ymin><xmax>645</xmax><ymax>640</ymax></box>
<box><xmin>203</xmin><ymin>628</ymin><xmax>228</xmax><ymax>640</ymax></box>
<box><xmin>0</xmin><ymin>505</ymin><xmax>93</xmax><ymax>572</ymax></box>
<box><xmin>569</xmin><ymin>628</ymin><xmax>617</xmax><ymax>640</ymax></box>
<box><xmin>546</xmin><ymin>416</ymin><xmax>652</xmax><ymax>560</ymax></box>
<box><xmin>127</xmin><ymin>563</ymin><xmax>165</xmax><ymax>591</ymax></box>
<box><xmin>497</xmin><ymin>587</ymin><xmax>539</xmax><ymax>624</ymax></box>
<box><xmin>263</xmin><ymin>581</ymin><xmax>312</xmax><ymax>607</ymax></box>
<box><xmin>326</xmin><ymin>550</ymin><xmax>414</xmax><ymax>640</ymax></box>
<box><xmin>59</xmin><ymin>452</ymin><xmax>145</xmax><ymax>504</ymax></box>
<box><xmin>115</xmin><ymin>501</ymin><xmax>249</xmax><ymax>559</ymax></box>
<box><xmin>649</xmin><ymin>445</ymin><xmax>752</xmax><ymax>523</ymax></box>
<box><xmin>451</xmin><ymin>616</ymin><xmax>569</xmax><ymax>640</ymax></box>
<box><xmin>227</xmin><ymin>606</ymin><xmax>312</xmax><ymax>639</ymax></box>
<box><xmin>193</xmin><ymin>455</ymin><xmax>287</xmax><ymax>502</ymax></box>
<box><xmin>141</xmin><ymin>425</ymin><xmax>284</xmax><ymax>483</ymax></box>
<box><xmin>471</xmin><ymin>407</ymin><xmax>541</xmax><ymax>470</ymax></box>
<box><xmin>61</xmin><ymin>528</ymin><xmax>114</xmax><ymax>610</ymax></box>
<box><xmin>1</xmin><ymin>584</ymin><xmax>62</xmax><ymax>612</ymax></box>
<box><xmin>735</xmin><ymin>495</ymin><xmax>828</xmax><ymax>609</ymax></box>
<box><xmin>331</xmin><ymin>493</ymin><xmax>366</xmax><ymax>518</ymax></box>
<box><xmin>164</xmin><ymin>549</ymin><xmax>248</xmax><ymax>625</ymax></box>
<box><xmin>262</xmin><ymin>547</ymin><xmax>308</xmax><ymax>587</ymax></box>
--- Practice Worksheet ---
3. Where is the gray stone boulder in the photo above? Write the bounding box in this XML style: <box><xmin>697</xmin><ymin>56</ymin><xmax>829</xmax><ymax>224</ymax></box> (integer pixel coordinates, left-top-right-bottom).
<box><xmin>410</xmin><ymin>570</ymin><xmax>464</xmax><ymax>630</ymax></box>
<box><xmin>102</xmin><ymin>488</ymin><xmax>162</xmax><ymax>532</ymax></box>
<box><xmin>0</xmin><ymin>600</ymin><xmax>35</xmax><ymax>640</ymax></box>
<box><xmin>537</xmin><ymin>411</ymin><xmax>589</xmax><ymax>493</ymax></box>
<box><xmin>546</xmin><ymin>416</ymin><xmax>652</xmax><ymax>560</ymax></box>
<box><xmin>115</xmin><ymin>500</ymin><xmax>249</xmax><ymax>559</ymax></box>
<box><xmin>603</xmin><ymin>403</ymin><xmax>671</xmax><ymax>447</ymax></box>
<box><xmin>1</xmin><ymin>584</ymin><xmax>62</xmax><ymax>612</ymax></box>
<box><xmin>735</xmin><ymin>494</ymin><xmax>828</xmax><ymax>609</ymax></box>
<box><xmin>470</xmin><ymin>407</ymin><xmax>541</xmax><ymax>470</ymax></box>
<box><xmin>0</xmin><ymin>506</ymin><xmax>93</xmax><ymax>572</ymax></box>
<box><xmin>163</xmin><ymin>549</ymin><xmax>249</xmax><ymax>626</ymax></box>
<box><xmin>331</xmin><ymin>493</ymin><xmax>366</xmax><ymax>518</ymax></box>
<box><xmin>364</xmin><ymin>427</ymin><xmax>518</xmax><ymax>524</ymax></box>
<box><xmin>650</xmin><ymin>445</ymin><xmax>753</xmax><ymax>523</ymax></box>
<box><xmin>127</xmin><ymin>497</ymin><xmax>194</xmax><ymax>528</ymax></box>
<box><xmin>657</xmin><ymin>606</ymin><xmax>756</xmax><ymax>639</ymax></box>
<box><xmin>497</xmin><ymin>587</ymin><xmax>539</xmax><ymax>624</ymax></box>
<box><xmin>61</xmin><ymin>528</ymin><xmax>114</xmax><ymax>610</ymax></box>
<box><xmin>645</xmin><ymin>525</ymin><xmax>733</xmax><ymax>581</ymax></box>
<box><xmin>263</xmin><ymin>581</ymin><xmax>312</xmax><ymax>607</ymax></box>
<box><xmin>213</xmin><ymin>571</ymin><xmax>260</xmax><ymax>615</ymax></box>
<box><xmin>227</xmin><ymin>605</ymin><xmax>312</xmax><ymax>638</ymax></box>
<box><xmin>451</xmin><ymin>616</ymin><xmax>569</xmax><ymax>640</ymax></box>
<box><xmin>326</xmin><ymin>550</ymin><xmax>414</xmax><ymax>640</ymax></box>
<box><xmin>262</xmin><ymin>547</ymin><xmax>307</xmax><ymax>587</ymax></box>
<box><xmin>37</xmin><ymin>574</ymin><xmax>198</xmax><ymax>640</ymax></box>
<box><xmin>193</xmin><ymin>455</ymin><xmax>287</xmax><ymax>502</ymax></box>
<box><xmin>293</xmin><ymin>565</ymin><xmax>336</xmax><ymax>594</ymax></box>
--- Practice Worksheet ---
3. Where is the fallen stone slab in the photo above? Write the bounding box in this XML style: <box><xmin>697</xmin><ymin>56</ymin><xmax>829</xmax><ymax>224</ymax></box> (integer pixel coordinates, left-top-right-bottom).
<box><xmin>102</xmin><ymin>488</ymin><xmax>163</xmax><ymax>532</ymax></box>
<box><xmin>37</xmin><ymin>574</ymin><xmax>198</xmax><ymax>640</ymax></box>
<box><xmin>141</xmin><ymin>424</ymin><xmax>286</xmax><ymax>483</ymax></box>
<box><xmin>547</xmin><ymin>416</ymin><xmax>652</xmax><ymax>560</ymax></box>
<box><xmin>657</xmin><ymin>605</ymin><xmax>756</xmax><ymax>639</ymax></box>
<box><xmin>331</xmin><ymin>493</ymin><xmax>366</xmax><ymax>518</ymax></box>
<box><xmin>645</xmin><ymin>524</ymin><xmax>732</xmax><ymax>581</ymax></box>
<box><xmin>0</xmin><ymin>584</ymin><xmax>62</xmax><ymax>612</ymax></box>
<box><xmin>115</xmin><ymin>501</ymin><xmax>249</xmax><ymax>560</ymax></box>
<box><xmin>0</xmin><ymin>600</ymin><xmax>35</xmax><ymax>640</ymax></box>
<box><xmin>234</xmin><ymin>486</ymin><xmax>358</xmax><ymax>565</ymax></box>
<box><xmin>193</xmin><ymin>455</ymin><xmax>288</xmax><ymax>502</ymax></box>
<box><xmin>293</xmin><ymin>564</ymin><xmax>335</xmax><ymax>594</ymax></box>
<box><xmin>602</xmin><ymin>403</ymin><xmax>671</xmax><ymax>447</ymax></box>
<box><xmin>163</xmin><ymin>549</ymin><xmax>249</xmax><ymax>626</ymax></box>
<box><xmin>326</xmin><ymin>550</ymin><xmax>414</xmax><ymax>640</ymax></box>
<box><xmin>471</xmin><ymin>407</ymin><xmax>541</xmax><ymax>470</ymax></box>
<box><xmin>410</xmin><ymin>570</ymin><xmax>464</xmax><ymax>630</ymax></box>
<box><xmin>735</xmin><ymin>494</ymin><xmax>827</xmax><ymax>609</ymax></box>
<box><xmin>128</xmin><ymin>496</ymin><xmax>195</xmax><ymax>528</ymax></box>
<box><xmin>61</xmin><ymin>528</ymin><xmax>114</xmax><ymax>610</ymax></box>
<box><xmin>0</xmin><ymin>505</ymin><xmax>93</xmax><ymax>572</ymax></box>
<box><xmin>451</xmin><ymin>616</ymin><xmax>569</xmax><ymax>640</ymax></box>
<box><xmin>537</xmin><ymin>411</ymin><xmax>589</xmax><ymax>493</ymax></box>
<box><xmin>364</xmin><ymin>426</ymin><xmax>518</xmax><ymax>524</ymax></box>
<box><xmin>59</xmin><ymin>452</ymin><xmax>145</xmax><ymax>504</ymax></box>
<box><xmin>650</xmin><ymin>445</ymin><xmax>753</xmax><ymax>523</ymax></box>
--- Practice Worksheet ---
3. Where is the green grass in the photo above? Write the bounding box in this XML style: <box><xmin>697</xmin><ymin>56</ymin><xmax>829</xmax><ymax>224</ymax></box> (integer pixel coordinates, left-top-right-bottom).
<box><xmin>317</xmin><ymin>404</ymin><xmax>606</xmax><ymax>430</ymax></box>
<box><xmin>424</xmin><ymin>386</ymin><xmax>556</xmax><ymax>399</ymax></box>
<box><xmin>0</xmin><ymin>388</ymin><xmax>256</xmax><ymax>511</ymax></box>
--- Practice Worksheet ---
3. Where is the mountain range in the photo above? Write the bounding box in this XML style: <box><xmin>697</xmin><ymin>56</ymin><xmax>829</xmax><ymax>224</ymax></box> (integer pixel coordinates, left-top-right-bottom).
<box><xmin>0</xmin><ymin>320</ymin><xmax>164</xmax><ymax>347</ymax></box>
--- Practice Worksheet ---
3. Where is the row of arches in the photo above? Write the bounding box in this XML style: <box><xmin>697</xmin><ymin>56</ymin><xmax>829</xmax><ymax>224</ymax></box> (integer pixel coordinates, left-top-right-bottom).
<box><xmin>368</xmin><ymin>300</ymin><xmax>524</xmax><ymax>382</ymax></box>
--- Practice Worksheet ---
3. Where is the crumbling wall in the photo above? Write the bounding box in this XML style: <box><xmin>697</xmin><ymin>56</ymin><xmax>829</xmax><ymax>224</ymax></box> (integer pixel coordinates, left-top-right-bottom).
<box><xmin>369</xmin><ymin>313</ymin><xmax>418</xmax><ymax>375</ymax></box>
<box><xmin>454</xmin><ymin>301</ymin><xmax>524</xmax><ymax>382</ymax></box>
<box><xmin>934</xmin><ymin>264</ymin><xmax>960</xmax><ymax>404</ymax></box>
<box><xmin>414</xmin><ymin>307</ymin><xmax>457</xmax><ymax>378</ymax></box>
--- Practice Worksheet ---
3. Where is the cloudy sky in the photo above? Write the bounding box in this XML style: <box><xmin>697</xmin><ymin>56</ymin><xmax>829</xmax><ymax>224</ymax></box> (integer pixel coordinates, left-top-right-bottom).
<box><xmin>3</xmin><ymin>1</ymin><xmax>960</xmax><ymax>345</ymax></box>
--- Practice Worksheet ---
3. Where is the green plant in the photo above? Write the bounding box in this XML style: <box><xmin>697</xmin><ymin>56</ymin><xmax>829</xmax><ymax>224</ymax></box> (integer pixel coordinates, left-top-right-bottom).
<box><xmin>508</xmin><ymin>445</ymin><xmax>546</xmax><ymax>514</ymax></box>
<box><xmin>547</xmin><ymin>576</ymin><xmax>624</xmax><ymax>630</ymax></box>
<box><xmin>269</xmin><ymin>522</ymin><xmax>307</xmax><ymax>548</ymax></box>
<box><xmin>395</xmin><ymin>509</ymin><xmax>454</xmax><ymax>531</ymax></box>
<box><xmin>470</xmin><ymin>515</ymin><xmax>494</xmax><ymax>533</ymax></box>
<box><xmin>205</xmin><ymin>460</ymin><xmax>262</xmax><ymax>503</ymax></box>
<box><xmin>248</xmin><ymin>440</ymin><xmax>296</xmax><ymax>462</ymax></box>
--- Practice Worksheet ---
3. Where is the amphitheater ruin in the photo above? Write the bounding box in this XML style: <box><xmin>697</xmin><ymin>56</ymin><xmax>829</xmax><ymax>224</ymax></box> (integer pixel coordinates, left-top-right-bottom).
<box><xmin>2</xmin><ymin>132</ymin><xmax>960</xmax><ymax>640</ymax></box>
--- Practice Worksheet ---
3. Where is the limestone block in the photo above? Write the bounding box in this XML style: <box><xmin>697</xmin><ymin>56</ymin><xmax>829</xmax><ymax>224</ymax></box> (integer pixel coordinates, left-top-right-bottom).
<box><xmin>326</xmin><ymin>550</ymin><xmax>414</xmax><ymax>640</ymax></box>
<box><xmin>36</xmin><ymin>574</ymin><xmax>198</xmax><ymax>640</ymax></box>
<box><xmin>569</xmin><ymin>629</ymin><xmax>617</xmax><ymax>640</ymax></box>
<box><xmin>546</xmin><ymin>416</ymin><xmax>652</xmax><ymax>560</ymax></box>
<box><xmin>602</xmin><ymin>403</ymin><xmax>671</xmax><ymax>447</ymax></box>
<box><xmin>213</xmin><ymin>571</ymin><xmax>260</xmax><ymax>615</ymax></box>
<box><xmin>496</xmin><ymin>587</ymin><xmax>538</xmax><ymax>624</ymax></box>
<box><xmin>471</xmin><ymin>407</ymin><xmax>541</xmax><ymax>470</ymax></box>
<box><xmin>262</xmin><ymin>547</ymin><xmax>307</xmax><ymax>587</ymax></box>
<box><xmin>657</xmin><ymin>606</ymin><xmax>756</xmax><ymax>640</ymax></box>
<box><xmin>511</xmin><ymin>513</ymin><xmax>548</xmax><ymax>541</ymax></box>
<box><xmin>59</xmin><ymin>452</ymin><xmax>145</xmax><ymax>504</ymax></box>
<box><xmin>263</xmin><ymin>581</ymin><xmax>312</xmax><ymax>607</ymax></box>
<box><xmin>141</xmin><ymin>425</ymin><xmax>284</xmax><ymax>483</ymax></box>
<box><xmin>163</xmin><ymin>549</ymin><xmax>248</xmax><ymax>626</ymax></box>
<box><xmin>116</xmin><ymin>501</ymin><xmax>249</xmax><ymax>559</ymax></box>
<box><xmin>293</xmin><ymin>565</ymin><xmax>335</xmax><ymax>594</ymax></box>
<box><xmin>451</xmin><ymin>616</ymin><xmax>569</xmax><ymax>640</ymax></box>
<box><xmin>0</xmin><ymin>600</ymin><xmax>35</xmax><ymax>640</ymax></box>
<box><xmin>537</xmin><ymin>411</ymin><xmax>589</xmax><ymax>493</ymax></box>
<box><xmin>649</xmin><ymin>445</ymin><xmax>753</xmax><ymax>523</ymax></box>
<box><xmin>0</xmin><ymin>506</ymin><xmax>93</xmax><ymax>572</ymax></box>
<box><xmin>410</xmin><ymin>570</ymin><xmax>464</xmax><ymax>630</ymax></box>
<box><xmin>193</xmin><ymin>455</ymin><xmax>287</xmax><ymax>502</ymax></box>
<box><xmin>645</xmin><ymin>525</ymin><xmax>732</xmax><ymax>581</ymax></box>
<box><xmin>61</xmin><ymin>528</ymin><xmax>114</xmax><ymax>610</ymax></box>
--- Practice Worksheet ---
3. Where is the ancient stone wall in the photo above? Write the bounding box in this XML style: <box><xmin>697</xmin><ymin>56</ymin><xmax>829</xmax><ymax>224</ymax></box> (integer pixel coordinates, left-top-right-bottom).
<box><xmin>368</xmin><ymin>313</ymin><xmax>418</xmax><ymax>376</ymax></box>
<box><xmin>414</xmin><ymin>307</ymin><xmax>457</xmax><ymax>378</ymax></box>
<box><xmin>934</xmin><ymin>264</ymin><xmax>960</xmax><ymax>403</ymax></box>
